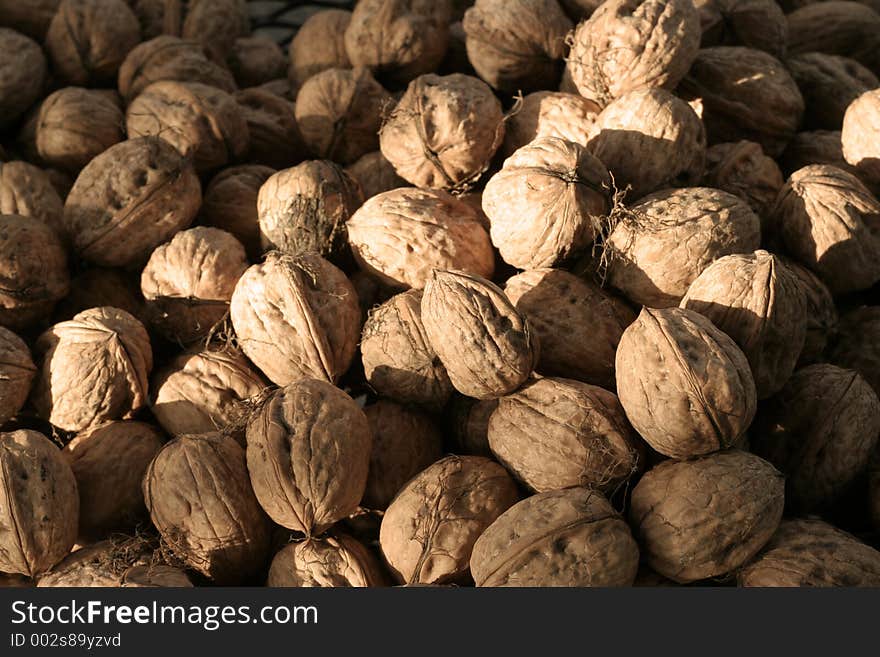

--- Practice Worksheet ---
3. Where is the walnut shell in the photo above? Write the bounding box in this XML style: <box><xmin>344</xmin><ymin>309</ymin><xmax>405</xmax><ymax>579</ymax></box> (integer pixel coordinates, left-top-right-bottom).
<box><xmin>257</xmin><ymin>161</ymin><xmax>363</xmax><ymax>260</ymax></box>
<box><xmin>471</xmin><ymin>488</ymin><xmax>639</xmax><ymax>587</ymax></box>
<box><xmin>202</xmin><ymin>164</ymin><xmax>275</xmax><ymax>260</ymax></box>
<box><xmin>121</xmin><ymin>564</ymin><xmax>193</xmax><ymax>587</ymax></box>
<box><xmin>344</xmin><ymin>0</ymin><xmax>451</xmax><ymax>86</ymax></box>
<box><xmin>361</xmin><ymin>289</ymin><xmax>453</xmax><ymax>411</ymax></box>
<box><xmin>0</xmin><ymin>161</ymin><xmax>65</xmax><ymax>238</ymax></box>
<box><xmin>0</xmin><ymin>213</ymin><xmax>69</xmax><ymax>331</ymax></box>
<box><xmin>489</xmin><ymin>377</ymin><xmax>641</xmax><ymax>493</ymax></box>
<box><xmin>36</xmin><ymin>540</ymin><xmax>146</xmax><ymax>587</ymax></box>
<box><xmin>788</xmin><ymin>53</ymin><xmax>879</xmax><ymax>130</ymax></box>
<box><xmin>35</xmin><ymin>88</ymin><xmax>125</xmax><ymax>173</ymax></box>
<box><xmin>484</xmin><ymin>138</ymin><xmax>611</xmax><ymax>270</ymax></box>
<box><xmin>228</xmin><ymin>37</ymin><xmax>285</xmax><ymax>88</ymax></box>
<box><xmin>379</xmin><ymin>455</ymin><xmax>519</xmax><ymax>584</ymax></box>
<box><xmin>751</xmin><ymin>364</ymin><xmax>880</xmax><ymax>512</ymax></box>
<box><xmin>46</xmin><ymin>0</ymin><xmax>141</xmax><ymax>86</ymax></box>
<box><xmin>32</xmin><ymin>307</ymin><xmax>152</xmax><ymax>433</ymax></box>
<box><xmin>289</xmin><ymin>9</ymin><xmax>352</xmax><ymax>86</ymax></box>
<box><xmin>783</xmin><ymin>259</ymin><xmax>837</xmax><ymax>366</ymax></box>
<box><xmin>504</xmin><ymin>269</ymin><xmax>634</xmax><ymax>388</ymax></box>
<box><xmin>559</xmin><ymin>0</ymin><xmax>603</xmax><ymax>19</ymax></box>
<box><xmin>0</xmin><ymin>28</ymin><xmax>47</xmax><ymax>128</ymax></box>
<box><xmin>462</xmin><ymin>0</ymin><xmax>573</xmax><ymax>94</ymax></box>
<box><xmin>422</xmin><ymin>269</ymin><xmax>539</xmax><ymax>400</ymax></box>
<box><xmin>681</xmin><ymin>250</ymin><xmax>808</xmax><ymax>398</ymax></box>
<box><xmin>678</xmin><ymin>47</ymin><xmax>804</xmax><ymax>157</ymax></box>
<box><xmin>842</xmin><ymin>89</ymin><xmax>880</xmax><ymax>187</ymax></box>
<box><xmin>0</xmin><ymin>0</ymin><xmax>59</xmax><ymax>40</ymax></box>
<box><xmin>118</xmin><ymin>36</ymin><xmax>237</xmax><ymax>102</ymax></box>
<box><xmin>586</xmin><ymin>88</ymin><xmax>706</xmax><ymax>199</ymax></box>
<box><xmin>143</xmin><ymin>432</ymin><xmax>270</xmax><ymax>584</ymax></box>
<box><xmin>246</xmin><ymin>379</ymin><xmax>372</xmax><ymax>535</ymax></box>
<box><xmin>140</xmin><ymin>227</ymin><xmax>248</xmax><ymax>344</ymax></box>
<box><xmin>787</xmin><ymin>1</ymin><xmax>880</xmax><ymax>75</ymax></box>
<box><xmin>778</xmin><ymin>130</ymin><xmax>854</xmax><ymax>177</ymax></box>
<box><xmin>828</xmin><ymin>306</ymin><xmax>880</xmax><ymax>395</ymax></box>
<box><xmin>235</xmin><ymin>88</ymin><xmax>307</xmax><ymax>170</ymax></box>
<box><xmin>363</xmin><ymin>400</ymin><xmax>443</xmax><ymax>510</ymax></box>
<box><xmin>125</xmin><ymin>0</ymin><xmax>174</xmax><ymax>40</ymax></box>
<box><xmin>347</xmin><ymin>187</ymin><xmax>495</xmax><ymax>289</ymax></box>
<box><xmin>345</xmin><ymin>151</ymin><xmax>407</xmax><ymax>200</ymax></box>
<box><xmin>697</xmin><ymin>0</ymin><xmax>787</xmax><ymax>58</ymax></box>
<box><xmin>630</xmin><ymin>450</ymin><xmax>784</xmax><ymax>583</ymax></box>
<box><xmin>267</xmin><ymin>534</ymin><xmax>385</xmax><ymax>587</ymax></box>
<box><xmin>181</xmin><ymin>0</ymin><xmax>249</xmax><ymax>60</ymax></box>
<box><xmin>702</xmin><ymin>141</ymin><xmax>784</xmax><ymax>217</ymax></box>
<box><xmin>126</xmin><ymin>81</ymin><xmax>249</xmax><ymax>173</ymax></box>
<box><xmin>0</xmin><ymin>429</ymin><xmax>78</xmax><ymax>577</ymax></box>
<box><xmin>0</xmin><ymin>328</ymin><xmax>35</xmax><ymax>426</ymax></box>
<box><xmin>296</xmin><ymin>67</ymin><xmax>392</xmax><ymax>164</ymax></box>
<box><xmin>447</xmin><ymin>395</ymin><xmax>495</xmax><ymax>457</ymax></box>
<box><xmin>567</xmin><ymin>0</ymin><xmax>700</xmax><ymax>105</ymax></box>
<box><xmin>53</xmin><ymin>268</ymin><xmax>144</xmax><ymax>325</ymax></box>
<box><xmin>739</xmin><ymin>518</ymin><xmax>880</xmax><ymax>586</ymax></box>
<box><xmin>604</xmin><ymin>187</ymin><xmax>762</xmax><ymax>308</ymax></box>
<box><xmin>771</xmin><ymin>164</ymin><xmax>880</xmax><ymax>294</ymax></box>
<box><xmin>616</xmin><ymin>307</ymin><xmax>757</xmax><ymax>459</ymax></box>
<box><xmin>501</xmin><ymin>91</ymin><xmax>601</xmax><ymax>158</ymax></box>
<box><xmin>379</xmin><ymin>73</ymin><xmax>505</xmax><ymax>191</ymax></box>
<box><xmin>230</xmin><ymin>252</ymin><xmax>360</xmax><ymax>387</ymax></box>
<box><xmin>63</xmin><ymin>137</ymin><xmax>201</xmax><ymax>268</ymax></box>
<box><xmin>151</xmin><ymin>347</ymin><xmax>265</xmax><ymax>440</ymax></box>
<box><xmin>63</xmin><ymin>421</ymin><xmax>164</xmax><ymax>541</ymax></box>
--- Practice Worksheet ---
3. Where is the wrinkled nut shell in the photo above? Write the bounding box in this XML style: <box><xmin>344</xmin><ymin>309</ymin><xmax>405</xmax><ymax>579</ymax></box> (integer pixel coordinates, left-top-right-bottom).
<box><xmin>36</xmin><ymin>540</ymin><xmax>146</xmax><ymax>588</ymax></box>
<box><xmin>0</xmin><ymin>28</ymin><xmax>47</xmax><ymax>128</ymax></box>
<box><xmin>828</xmin><ymin>306</ymin><xmax>880</xmax><ymax>395</ymax></box>
<box><xmin>698</xmin><ymin>0</ymin><xmax>788</xmax><ymax>58</ymax></box>
<box><xmin>0</xmin><ymin>0</ymin><xmax>59</xmax><ymax>40</ymax></box>
<box><xmin>235</xmin><ymin>88</ymin><xmax>307</xmax><ymax>170</ymax></box>
<box><xmin>448</xmin><ymin>395</ymin><xmax>496</xmax><ymax>457</ymax></box>
<box><xmin>779</xmin><ymin>130</ymin><xmax>854</xmax><ymax>177</ymax></box>
<box><xmin>841</xmin><ymin>89</ymin><xmax>880</xmax><ymax>186</ymax></box>
<box><xmin>471</xmin><ymin>488</ymin><xmax>639</xmax><ymax>587</ymax></box>
<box><xmin>289</xmin><ymin>9</ymin><xmax>351</xmax><ymax>86</ymax></box>
<box><xmin>121</xmin><ymin>564</ymin><xmax>193</xmax><ymax>588</ymax></box>
<box><xmin>268</xmin><ymin>534</ymin><xmax>385</xmax><ymax>587</ymax></box>
<box><xmin>380</xmin><ymin>455</ymin><xmax>519</xmax><ymax>585</ymax></box>
<box><xmin>202</xmin><ymin>164</ymin><xmax>275</xmax><ymax>261</ymax></box>
<box><xmin>501</xmin><ymin>91</ymin><xmax>601</xmax><ymax>157</ymax></box>
<box><xmin>0</xmin><ymin>328</ymin><xmax>35</xmax><ymax>426</ymax></box>
<box><xmin>788</xmin><ymin>53</ymin><xmax>879</xmax><ymax>131</ymax></box>
<box><xmin>630</xmin><ymin>450</ymin><xmax>784</xmax><ymax>583</ymax></box>
<box><xmin>53</xmin><ymin>268</ymin><xmax>144</xmax><ymax>325</ymax></box>
<box><xmin>784</xmin><ymin>259</ymin><xmax>837</xmax><ymax>366</ymax></box>
<box><xmin>0</xmin><ymin>162</ymin><xmax>65</xmax><ymax>238</ymax></box>
<box><xmin>702</xmin><ymin>141</ymin><xmax>784</xmax><ymax>218</ymax></box>
<box><xmin>228</xmin><ymin>37</ymin><xmax>286</xmax><ymax>88</ymax></box>
<box><xmin>344</xmin><ymin>151</ymin><xmax>407</xmax><ymax>200</ymax></box>
<box><xmin>787</xmin><ymin>1</ymin><xmax>880</xmax><ymax>75</ymax></box>
<box><xmin>181</xmin><ymin>0</ymin><xmax>250</xmax><ymax>60</ymax></box>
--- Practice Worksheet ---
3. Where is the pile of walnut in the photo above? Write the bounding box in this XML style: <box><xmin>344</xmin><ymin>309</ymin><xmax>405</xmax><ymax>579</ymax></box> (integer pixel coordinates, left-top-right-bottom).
<box><xmin>2</xmin><ymin>0</ymin><xmax>880</xmax><ymax>589</ymax></box>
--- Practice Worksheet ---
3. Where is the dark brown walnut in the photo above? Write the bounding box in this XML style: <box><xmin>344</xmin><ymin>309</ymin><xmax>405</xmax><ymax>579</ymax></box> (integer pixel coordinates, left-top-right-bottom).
<box><xmin>501</xmin><ymin>92</ymin><xmax>600</xmax><ymax>158</ymax></box>
<box><xmin>842</xmin><ymin>89</ymin><xmax>880</xmax><ymax>187</ymax></box>
<box><xmin>462</xmin><ymin>0</ymin><xmax>573</xmax><ymax>94</ymax></box>
<box><xmin>246</xmin><ymin>379</ymin><xmax>372</xmax><ymax>535</ymax></box>
<box><xmin>230</xmin><ymin>252</ymin><xmax>361</xmax><ymax>386</ymax></box>
<box><xmin>62</xmin><ymin>137</ymin><xmax>201</xmax><ymax>268</ymax></box>
<box><xmin>295</xmin><ymin>67</ymin><xmax>392</xmax><ymax>165</ymax></box>
<box><xmin>143</xmin><ymin>433</ymin><xmax>270</xmax><ymax>584</ymax></box>
<box><xmin>122</xmin><ymin>564</ymin><xmax>193</xmax><ymax>587</ymax></box>
<box><xmin>471</xmin><ymin>488</ymin><xmax>639</xmax><ymax>587</ymax></box>
<box><xmin>559</xmin><ymin>0</ymin><xmax>603</xmax><ymax>19</ymax></box>
<box><xmin>290</xmin><ymin>9</ymin><xmax>352</xmax><ymax>86</ymax></box>
<box><xmin>740</xmin><ymin>518</ymin><xmax>880</xmax><ymax>586</ymax></box>
<box><xmin>0</xmin><ymin>430</ymin><xmax>78</xmax><ymax>577</ymax></box>
<box><xmin>379</xmin><ymin>73</ymin><xmax>505</xmax><ymax>191</ymax></box>
<box><xmin>828</xmin><ymin>306</ymin><xmax>880</xmax><ymax>395</ymax></box>
<box><xmin>36</xmin><ymin>540</ymin><xmax>147</xmax><ymax>587</ymax></box>
<box><xmin>53</xmin><ymin>268</ymin><xmax>144</xmax><ymax>325</ymax></box>
<box><xmin>344</xmin><ymin>0</ymin><xmax>451</xmax><ymax>86</ymax></box>
<box><xmin>630</xmin><ymin>450</ymin><xmax>784</xmax><ymax>583</ymax></box>
<box><xmin>778</xmin><ymin>130</ymin><xmax>855</xmax><ymax>177</ymax></box>
<box><xmin>0</xmin><ymin>29</ymin><xmax>47</xmax><ymax>128</ymax></box>
<box><xmin>0</xmin><ymin>573</ymin><xmax>32</xmax><ymax>587</ymax></box>
<box><xmin>32</xmin><ymin>307</ymin><xmax>152</xmax><ymax>433</ymax></box>
<box><xmin>702</xmin><ymin>141</ymin><xmax>784</xmax><ymax>218</ymax></box>
<box><xmin>0</xmin><ymin>328</ymin><xmax>35</xmax><ymax>426</ymax></box>
<box><xmin>380</xmin><ymin>455</ymin><xmax>519</xmax><ymax>585</ymax></box>
<box><xmin>267</xmin><ymin>534</ymin><xmax>386</xmax><ymax>587</ymax></box>
<box><xmin>772</xmin><ymin>164</ymin><xmax>880</xmax><ymax>294</ymax></box>
<box><xmin>257</xmin><ymin>161</ymin><xmax>362</xmax><ymax>260</ymax></box>
<box><xmin>0</xmin><ymin>214</ymin><xmax>69</xmax><ymax>331</ymax></box>
<box><xmin>680</xmin><ymin>47</ymin><xmax>803</xmax><ymax>157</ymax></box>
<box><xmin>0</xmin><ymin>161</ymin><xmax>65</xmax><ymax>238</ymax></box>
<box><xmin>787</xmin><ymin>2</ymin><xmax>880</xmax><ymax>75</ymax></box>
<box><xmin>697</xmin><ymin>0</ymin><xmax>787</xmax><ymax>58</ymax></box>
<box><xmin>567</xmin><ymin>0</ymin><xmax>700</xmax><ymax>106</ymax></box>
<box><xmin>151</xmin><ymin>347</ymin><xmax>265</xmax><ymax>440</ymax></box>
<box><xmin>181</xmin><ymin>0</ymin><xmax>249</xmax><ymax>60</ymax></box>
<box><xmin>44</xmin><ymin>169</ymin><xmax>74</xmax><ymax>203</ymax></box>
<box><xmin>45</xmin><ymin>0</ymin><xmax>141</xmax><ymax>87</ymax></box>
<box><xmin>257</xmin><ymin>78</ymin><xmax>298</xmax><ymax>102</ymax></box>
<box><xmin>788</xmin><ymin>54</ymin><xmax>879</xmax><ymax>130</ymax></box>
<box><xmin>126</xmin><ymin>81</ymin><xmax>249</xmax><ymax>173</ymax></box>
<box><xmin>347</xmin><ymin>187</ymin><xmax>495</xmax><ymax>289</ymax></box>
<box><xmin>483</xmin><ymin>138</ymin><xmax>611</xmax><ymax>270</ymax></box>
<box><xmin>125</xmin><ymin>0</ymin><xmax>176</xmax><ymax>40</ymax></box>
<box><xmin>441</xmin><ymin>19</ymin><xmax>471</xmax><ymax>75</ymax></box>
<box><xmin>350</xmin><ymin>269</ymin><xmax>391</xmax><ymax>322</ymax></box>
<box><xmin>604</xmin><ymin>187</ymin><xmax>762</xmax><ymax>308</ymax></box>
<box><xmin>505</xmin><ymin>269</ymin><xmax>635</xmax><ymax>389</ymax></box>
<box><xmin>361</xmin><ymin>289</ymin><xmax>453</xmax><ymax>412</ymax></box>
<box><xmin>782</xmin><ymin>259</ymin><xmax>837</xmax><ymax>366</ymax></box>
<box><xmin>0</xmin><ymin>0</ymin><xmax>59</xmax><ymax>40</ymax></box>
<box><xmin>228</xmin><ymin>37</ymin><xmax>286</xmax><ymax>88</ymax></box>
<box><xmin>448</xmin><ymin>395</ymin><xmax>496</xmax><ymax>456</ymax></box>
<box><xmin>235</xmin><ymin>89</ymin><xmax>307</xmax><ymax>170</ymax></box>
<box><xmin>587</xmin><ymin>88</ymin><xmax>706</xmax><ymax>199</ymax></box>
<box><xmin>35</xmin><ymin>88</ymin><xmax>125</xmax><ymax>174</ymax></box>
<box><xmin>489</xmin><ymin>377</ymin><xmax>642</xmax><ymax>493</ymax></box>
<box><xmin>681</xmin><ymin>251</ymin><xmax>808</xmax><ymax>399</ymax></box>
<box><xmin>751</xmin><ymin>364</ymin><xmax>880</xmax><ymax>512</ymax></box>
<box><xmin>362</xmin><ymin>401</ymin><xmax>443</xmax><ymax>510</ymax></box>
<box><xmin>344</xmin><ymin>151</ymin><xmax>407</xmax><ymax>200</ymax></box>
<box><xmin>118</xmin><ymin>36</ymin><xmax>237</xmax><ymax>102</ymax></box>
<box><xmin>202</xmin><ymin>165</ymin><xmax>275</xmax><ymax>260</ymax></box>
<box><xmin>422</xmin><ymin>270</ymin><xmax>539</xmax><ymax>400</ymax></box>
<box><xmin>140</xmin><ymin>227</ymin><xmax>249</xmax><ymax>344</ymax></box>
<box><xmin>63</xmin><ymin>421</ymin><xmax>164</xmax><ymax>541</ymax></box>
<box><xmin>616</xmin><ymin>307</ymin><xmax>757</xmax><ymax>459</ymax></box>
